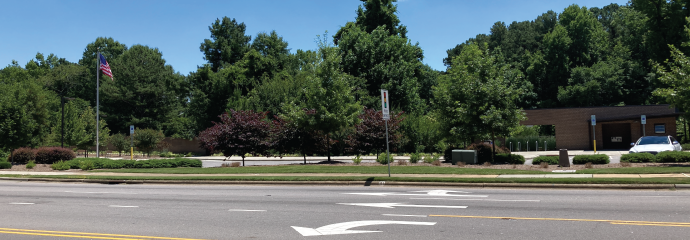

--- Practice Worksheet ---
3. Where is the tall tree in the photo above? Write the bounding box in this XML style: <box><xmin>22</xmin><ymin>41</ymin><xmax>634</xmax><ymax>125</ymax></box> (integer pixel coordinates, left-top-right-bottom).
<box><xmin>75</xmin><ymin>37</ymin><xmax>128</xmax><ymax>106</ymax></box>
<box><xmin>200</xmin><ymin>17</ymin><xmax>252</xmax><ymax>72</ymax></box>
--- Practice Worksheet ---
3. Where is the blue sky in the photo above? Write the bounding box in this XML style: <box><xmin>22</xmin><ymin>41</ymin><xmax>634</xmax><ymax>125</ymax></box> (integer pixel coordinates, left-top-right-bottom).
<box><xmin>1</xmin><ymin>0</ymin><xmax>628</xmax><ymax>75</ymax></box>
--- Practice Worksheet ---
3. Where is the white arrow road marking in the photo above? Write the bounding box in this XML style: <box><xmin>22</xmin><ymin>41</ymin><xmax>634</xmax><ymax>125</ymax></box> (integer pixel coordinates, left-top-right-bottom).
<box><xmin>411</xmin><ymin>198</ymin><xmax>540</xmax><ymax>202</ymax></box>
<box><xmin>108</xmin><ymin>205</ymin><xmax>139</xmax><ymax>208</ymax></box>
<box><xmin>9</xmin><ymin>203</ymin><xmax>35</xmax><ymax>205</ymax></box>
<box><xmin>338</xmin><ymin>203</ymin><xmax>468</xmax><ymax>209</ymax></box>
<box><xmin>65</xmin><ymin>191</ymin><xmax>136</xmax><ymax>194</ymax></box>
<box><xmin>292</xmin><ymin>220</ymin><xmax>436</xmax><ymax>236</ymax></box>
<box><xmin>411</xmin><ymin>190</ymin><xmax>471</xmax><ymax>195</ymax></box>
<box><xmin>344</xmin><ymin>192</ymin><xmax>488</xmax><ymax>197</ymax></box>
<box><xmin>228</xmin><ymin>209</ymin><xmax>266</xmax><ymax>212</ymax></box>
<box><xmin>382</xmin><ymin>214</ymin><xmax>428</xmax><ymax>217</ymax></box>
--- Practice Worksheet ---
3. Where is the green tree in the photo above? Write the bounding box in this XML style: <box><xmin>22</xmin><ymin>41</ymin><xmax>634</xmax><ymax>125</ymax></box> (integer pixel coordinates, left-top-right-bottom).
<box><xmin>75</xmin><ymin>37</ymin><xmax>128</xmax><ymax>105</ymax></box>
<box><xmin>200</xmin><ymin>17</ymin><xmax>252</xmax><ymax>72</ymax></box>
<box><xmin>334</xmin><ymin>0</ymin><xmax>407</xmax><ymax>44</ymax></box>
<box><xmin>134</xmin><ymin>128</ymin><xmax>165</xmax><ymax>157</ymax></box>
<box><xmin>281</xmin><ymin>35</ymin><xmax>363</xmax><ymax>161</ymax></box>
<box><xmin>109</xmin><ymin>133</ymin><xmax>129</xmax><ymax>157</ymax></box>
<box><xmin>433</xmin><ymin>43</ymin><xmax>525</xmax><ymax>162</ymax></box>
<box><xmin>0</xmin><ymin>80</ymin><xmax>56</xmax><ymax>153</ymax></box>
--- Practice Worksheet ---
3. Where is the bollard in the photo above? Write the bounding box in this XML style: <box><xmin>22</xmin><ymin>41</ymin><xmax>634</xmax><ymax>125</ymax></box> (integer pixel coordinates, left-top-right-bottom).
<box><xmin>510</xmin><ymin>142</ymin><xmax>512</xmax><ymax>152</ymax></box>
<box><xmin>535</xmin><ymin>141</ymin><xmax>538</xmax><ymax>151</ymax></box>
<box><xmin>559</xmin><ymin>149</ymin><xmax>570</xmax><ymax>167</ymax></box>
<box><xmin>544</xmin><ymin>141</ymin><xmax>547</xmax><ymax>151</ymax></box>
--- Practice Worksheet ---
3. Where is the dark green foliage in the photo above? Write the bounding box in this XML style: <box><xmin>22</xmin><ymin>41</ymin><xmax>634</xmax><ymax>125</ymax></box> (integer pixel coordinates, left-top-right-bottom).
<box><xmin>655</xmin><ymin>151</ymin><xmax>690</xmax><ymax>163</ymax></box>
<box><xmin>110</xmin><ymin>133</ymin><xmax>129</xmax><ymax>156</ymax></box>
<box><xmin>0</xmin><ymin>162</ymin><xmax>11</xmax><ymax>169</ymax></box>
<box><xmin>133</xmin><ymin>129</ymin><xmax>165</xmax><ymax>156</ymax></box>
<box><xmin>620</xmin><ymin>153</ymin><xmax>656</xmax><ymax>163</ymax></box>
<box><xmin>63</xmin><ymin>158</ymin><xmax>202</xmax><ymax>169</ymax></box>
<box><xmin>532</xmin><ymin>156</ymin><xmax>559</xmax><ymax>165</ymax></box>
<box><xmin>409</xmin><ymin>152</ymin><xmax>421</xmax><ymax>163</ymax></box>
<box><xmin>572</xmin><ymin>154</ymin><xmax>610</xmax><ymax>164</ymax></box>
<box><xmin>35</xmin><ymin>147</ymin><xmax>76</xmax><ymax>164</ymax></box>
<box><xmin>465</xmin><ymin>143</ymin><xmax>510</xmax><ymax>163</ymax></box>
<box><xmin>200</xmin><ymin>17</ymin><xmax>251</xmax><ymax>71</ymax></box>
<box><xmin>11</xmin><ymin>148</ymin><xmax>36</xmax><ymax>164</ymax></box>
<box><xmin>495</xmin><ymin>154</ymin><xmax>525</xmax><ymax>164</ymax></box>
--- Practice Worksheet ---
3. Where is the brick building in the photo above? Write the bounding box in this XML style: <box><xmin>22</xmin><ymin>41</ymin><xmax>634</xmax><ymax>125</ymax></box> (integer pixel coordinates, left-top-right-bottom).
<box><xmin>521</xmin><ymin>105</ymin><xmax>680</xmax><ymax>150</ymax></box>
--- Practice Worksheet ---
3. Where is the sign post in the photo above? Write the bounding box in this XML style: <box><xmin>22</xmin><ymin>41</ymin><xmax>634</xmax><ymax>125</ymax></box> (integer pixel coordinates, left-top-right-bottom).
<box><xmin>381</xmin><ymin>89</ymin><xmax>390</xmax><ymax>177</ymax></box>
<box><xmin>591</xmin><ymin>115</ymin><xmax>596</xmax><ymax>153</ymax></box>
<box><xmin>130</xmin><ymin>125</ymin><xmax>134</xmax><ymax>160</ymax></box>
<box><xmin>641</xmin><ymin>115</ymin><xmax>646</xmax><ymax>136</ymax></box>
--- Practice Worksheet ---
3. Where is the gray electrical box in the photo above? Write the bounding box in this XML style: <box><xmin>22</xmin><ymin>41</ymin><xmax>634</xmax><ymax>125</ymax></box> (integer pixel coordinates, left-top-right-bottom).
<box><xmin>451</xmin><ymin>150</ymin><xmax>477</xmax><ymax>165</ymax></box>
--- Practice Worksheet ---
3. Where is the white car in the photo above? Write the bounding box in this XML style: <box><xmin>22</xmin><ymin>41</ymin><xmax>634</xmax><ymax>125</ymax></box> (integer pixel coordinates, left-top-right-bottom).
<box><xmin>629</xmin><ymin>136</ymin><xmax>682</xmax><ymax>154</ymax></box>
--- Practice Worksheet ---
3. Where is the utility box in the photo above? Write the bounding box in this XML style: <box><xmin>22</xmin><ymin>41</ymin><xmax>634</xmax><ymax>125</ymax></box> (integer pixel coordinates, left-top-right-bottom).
<box><xmin>452</xmin><ymin>150</ymin><xmax>477</xmax><ymax>165</ymax></box>
<box><xmin>559</xmin><ymin>149</ymin><xmax>570</xmax><ymax>167</ymax></box>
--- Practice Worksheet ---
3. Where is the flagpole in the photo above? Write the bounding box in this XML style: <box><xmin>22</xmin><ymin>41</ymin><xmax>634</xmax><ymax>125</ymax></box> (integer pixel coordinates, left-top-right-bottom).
<box><xmin>96</xmin><ymin>51</ymin><xmax>100</xmax><ymax>159</ymax></box>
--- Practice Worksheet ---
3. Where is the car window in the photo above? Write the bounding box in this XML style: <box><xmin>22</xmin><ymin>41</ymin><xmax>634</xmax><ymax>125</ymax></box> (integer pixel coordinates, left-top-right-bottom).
<box><xmin>671</xmin><ymin>137</ymin><xmax>678</xmax><ymax>143</ymax></box>
<box><xmin>637</xmin><ymin>136</ymin><xmax>670</xmax><ymax>145</ymax></box>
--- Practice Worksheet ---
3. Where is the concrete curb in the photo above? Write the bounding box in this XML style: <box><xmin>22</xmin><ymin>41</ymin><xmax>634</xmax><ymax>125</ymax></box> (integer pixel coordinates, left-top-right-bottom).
<box><xmin>0</xmin><ymin>177</ymin><xmax>681</xmax><ymax>190</ymax></box>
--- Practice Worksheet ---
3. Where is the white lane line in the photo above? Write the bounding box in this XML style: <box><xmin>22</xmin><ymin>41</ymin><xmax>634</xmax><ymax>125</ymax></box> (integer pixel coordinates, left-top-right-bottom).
<box><xmin>65</xmin><ymin>191</ymin><xmax>136</xmax><ymax>194</ymax></box>
<box><xmin>109</xmin><ymin>205</ymin><xmax>139</xmax><ymax>208</ymax></box>
<box><xmin>411</xmin><ymin>198</ymin><xmax>540</xmax><ymax>202</ymax></box>
<box><xmin>338</xmin><ymin>203</ymin><xmax>467</xmax><ymax>209</ymax></box>
<box><xmin>9</xmin><ymin>203</ymin><xmax>35</xmax><ymax>205</ymax></box>
<box><xmin>634</xmin><ymin>196</ymin><xmax>687</xmax><ymax>198</ymax></box>
<box><xmin>228</xmin><ymin>209</ymin><xmax>266</xmax><ymax>212</ymax></box>
<box><xmin>382</xmin><ymin>214</ymin><xmax>428</xmax><ymax>218</ymax></box>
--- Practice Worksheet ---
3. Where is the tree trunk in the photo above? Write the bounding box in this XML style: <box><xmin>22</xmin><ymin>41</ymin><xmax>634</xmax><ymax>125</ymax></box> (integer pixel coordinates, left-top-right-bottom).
<box><xmin>327</xmin><ymin>133</ymin><xmax>331</xmax><ymax>162</ymax></box>
<box><xmin>491</xmin><ymin>129</ymin><xmax>496</xmax><ymax>163</ymax></box>
<box><xmin>242</xmin><ymin>156</ymin><xmax>245</xmax><ymax>166</ymax></box>
<box><xmin>303</xmin><ymin>154</ymin><xmax>306</xmax><ymax>165</ymax></box>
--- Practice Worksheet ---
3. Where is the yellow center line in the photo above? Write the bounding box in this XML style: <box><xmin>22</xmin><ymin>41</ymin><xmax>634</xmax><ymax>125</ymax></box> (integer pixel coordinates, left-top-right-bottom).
<box><xmin>430</xmin><ymin>215</ymin><xmax>690</xmax><ymax>228</ymax></box>
<box><xmin>0</xmin><ymin>227</ymin><xmax>207</xmax><ymax>240</ymax></box>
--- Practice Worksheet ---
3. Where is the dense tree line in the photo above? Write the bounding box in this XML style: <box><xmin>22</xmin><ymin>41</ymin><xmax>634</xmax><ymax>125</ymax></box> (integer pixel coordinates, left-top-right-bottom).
<box><xmin>3</xmin><ymin>0</ymin><xmax>690</xmax><ymax>159</ymax></box>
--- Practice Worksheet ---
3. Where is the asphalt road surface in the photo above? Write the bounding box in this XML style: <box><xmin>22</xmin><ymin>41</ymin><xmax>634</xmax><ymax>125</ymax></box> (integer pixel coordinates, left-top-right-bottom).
<box><xmin>0</xmin><ymin>182</ymin><xmax>688</xmax><ymax>239</ymax></box>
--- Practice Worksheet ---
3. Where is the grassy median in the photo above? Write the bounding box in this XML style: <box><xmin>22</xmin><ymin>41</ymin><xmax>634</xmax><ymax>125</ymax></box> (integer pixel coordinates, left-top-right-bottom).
<box><xmin>1</xmin><ymin>174</ymin><xmax>689</xmax><ymax>185</ymax></box>
<box><xmin>577</xmin><ymin>167</ymin><xmax>690</xmax><ymax>174</ymax></box>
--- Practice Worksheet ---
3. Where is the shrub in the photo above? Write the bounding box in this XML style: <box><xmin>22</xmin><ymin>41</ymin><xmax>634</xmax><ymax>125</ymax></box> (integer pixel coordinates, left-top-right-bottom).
<box><xmin>134</xmin><ymin>128</ymin><xmax>166</xmax><ymax>157</ymax></box>
<box><xmin>409</xmin><ymin>152</ymin><xmax>421</xmax><ymax>163</ymax></box>
<box><xmin>26</xmin><ymin>160</ymin><xmax>36</xmax><ymax>169</ymax></box>
<box><xmin>51</xmin><ymin>161</ymin><xmax>70</xmax><ymax>170</ymax></box>
<box><xmin>655</xmin><ymin>151</ymin><xmax>690</xmax><ymax>163</ymax></box>
<box><xmin>423</xmin><ymin>154</ymin><xmax>439</xmax><ymax>164</ymax></box>
<box><xmin>376</xmin><ymin>152</ymin><xmax>392</xmax><ymax>164</ymax></box>
<box><xmin>80</xmin><ymin>160</ymin><xmax>95</xmax><ymax>171</ymax></box>
<box><xmin>230</xmin><ymin>162</ymin><xmax>241</xmax><ymax>167</ymax></box>
<box><xmin>397</xmin><ymin>159</ymin><xmax>408</xmax><ymax>165</ymax></box>
<box><xmin>540</xmin><ymin>162</ymin><xmax>549</xmax><ymax>168</ymax></box>
<box><xmin>585</xmin><ymin>162</ymin><xmax>593</xmax><ymax>168</ymax></box>
<box><xmin>431</xmin><ymin>160</ymin><xmax>441</xmax><ymax>166</ymax></box>
<box><xmin>11</xmin><ymin>148</ymin><xmax>36</xmax><ymax>164</ymax></box>
<box><xmin>352</xmin><ymin>155</ymin><xmax>363</xmax><ymax>165</ymax></box>
<box><xmin>185</xmin><ymin>152</ymin><xmax>193</xmax><ymax>157</ymax></box>
<box><xmin>494</xmin><ymin>154</ymin><xmax>525</xmax><ymax>164</ymax></box>
<box><xmin>0</xmin><ymin>162</ymin><xmax>11</xmax><ymax>169</ymax></box>
<box><xmin>532</xmin><ymin>156</ymin><xmax>559</xmax><ymax>165</ymax></box>
<box><xmin>573</xmin><ymin>154</ymin><xmax>610</xmax><ymax>164</ymax></box>
<box><xmin>465</xmin><ymin>143</ymin><xmax>510</xmax><ymax>163</ymax></box>
<box><xmin>620</xmin><ymin>153</ymin><xmax>656</xmax><ymax>163</ymax></box>
<box><xmin>35</xmin><ymin>147</ymin><xmax>76</xmax><ymax>164</ymax></box>
<box><xmin>61</xmin><ymin>158</ymin><xmax>202</xmax><ymax>169</ymax></box>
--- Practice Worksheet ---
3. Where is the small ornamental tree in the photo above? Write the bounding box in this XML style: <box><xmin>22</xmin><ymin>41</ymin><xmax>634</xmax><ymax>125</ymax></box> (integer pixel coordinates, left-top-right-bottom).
<box><xmin>198</xmin><ymin>110</ymin><xmax>272</xmax><ymax>166</ymax></box>
<box><xmin>271</xmin><ymin>116</ymin><xmax>318</xmax><ymax>164</ymax></box>
<box><xmin>347</xmin><ymin>108</ymin><xmax>405</xmax><ymax>156</ymax></box>
<box><xmin>110</xmin><ymin>133</ymin><xmax>129</xmax><ymax>156</ymax></box>
<box><xmin>134</xmin><ymin>129</ymin><xmax>165</xmax><ymax>157</ymax></box>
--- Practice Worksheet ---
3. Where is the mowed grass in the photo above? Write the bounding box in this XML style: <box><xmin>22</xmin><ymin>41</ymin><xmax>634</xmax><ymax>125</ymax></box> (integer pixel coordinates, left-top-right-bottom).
<box><xmin>577</xmin><ymin>166</ymin><xmax>690</xmax><ymax>174</ymax></box>
<box><xmin>91</xmin><ymin>165</ymin><xmax>547</xmax><ymax>175</ymax></box>
<box><xmin>3</xmin><ymin>175</ymin><xmax>690</xmax><ymax>185</ymax></box>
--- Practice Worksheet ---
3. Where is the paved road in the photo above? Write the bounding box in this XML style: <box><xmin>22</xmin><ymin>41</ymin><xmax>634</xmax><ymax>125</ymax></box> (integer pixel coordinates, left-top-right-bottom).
<box><xmin>1</xmin><ymin>182</ymin><xmax>689</xmax><ymax>239</ymax></box>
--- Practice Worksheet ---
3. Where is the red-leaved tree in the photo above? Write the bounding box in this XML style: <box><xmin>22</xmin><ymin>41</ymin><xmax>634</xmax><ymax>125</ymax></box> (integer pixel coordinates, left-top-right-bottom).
<box><xmin>271</xmin><ymin>116</ymin><xmax>319</xmax><ymax>164</ymax></box>
<box><xmin>347</xmin><ymin>108</ymin><xmax>405</xmax><ymax>156</ymax></box>
<box><xmin>198</xmin><ymin>110</ymin><xmax>273</xmax><ymax>166</ymax></box>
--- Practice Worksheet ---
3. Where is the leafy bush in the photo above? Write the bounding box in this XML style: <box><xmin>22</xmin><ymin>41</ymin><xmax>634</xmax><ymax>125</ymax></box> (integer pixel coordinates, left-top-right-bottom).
<box><xmin>466</xmin><ymin>143</ymin><xmax>510</xmax><ymax>163</ymax></box>
<box><xmin>352</xmin><ymin>155</ymin><xmax>362</xmax><ymax>165</ymax></box>
<box><xmin>0</xmin><ymin>162</ymin><xmax>11</xmax><ymax>169</ymax></box>
<box><xmin>409</xmin><ymin>152</ymin><xmax>421</xmax><ymax>163</ymax></box>
<box><xmin>682</xmin><ymin>144</ymin><xmax>690</xmax><ymax>151</ymax></box>
<box><xmin>51</xmin><ymin>161</ymin><xmax>70</xmax><ymax>170</ymax></box>
<box><xmin>80</xmin><ymin>160</ymin><xmax>95</xmax><ymax>171</ymax></box>
<box><xmin>35</xmin><ymin>147</ymin><xmax>76</xmax><ymax>164</ymax></box>
<box><xmin>376</xmin><ymin>152</ymin><xmax>391</xmax><ymax>164</ymax></box>
<box><xmin>26</xmin><ymin>160</ymin><xmax>36</xmax><ymax>169</ymax></box>
<box><xmin>532</xmin><ymin>156</ymin><xmax>559</xmax><ymax>165</ymax></box>
<box><xmin>423</xmin><ymin>153</ymin><xmax>440</xmax><ymax>164</ymax></box>
<box><xmin>573</xmin><ymin>154</ymin><xmax>610</xmax><ymax>164</ymax></box>
<box><xmin>134</xmin><ymin>128</ymin><xmax>166</xmax><ymax>157</ymax></box>
<box><xmin>494</xmin><ymin>154</ymin><xmax>525</xmax><ymax>164</ymax></box>
<box><xmin>185</xmin><ymin>152</ymin><xmax>193</xmax><ymax>157</ymax></box>
<box><xmin>655</xmin><ymin>151</ymin><xmax>690</xmax><ymax>163</ymax></box>
<box><xmin>620</xmin><ymin>153</ymin><xmax>656</xmax><ymax>163</ymax></box>
<box><xmin>110</xmin><ymin>133</ymin><xmax>130</xmax><ymax>156</ymax></box>
<box><xmin>11</xmin><ymin>148</ymin><xmax>36</xmax><ymax>164</ymax></box>
<box><xmin>61</xmin><ymin>158</ymin><xmax>202</xmax><ymax>169</ymax></box>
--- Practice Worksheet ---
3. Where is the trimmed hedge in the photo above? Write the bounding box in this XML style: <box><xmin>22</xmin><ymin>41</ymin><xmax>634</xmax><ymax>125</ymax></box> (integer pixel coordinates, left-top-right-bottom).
<box><xmin>62</xmin><ymin>158</ymin><xmax>202</xmax><ymax>169</ymax></box>
<box><xmin>11</xmin><ymin>148</ymin><xmax>35</xmax><ymax>164</ymax></box>
<box><xmin>35</xmin><ymin>147</ymin><xmax>76</xmax><ymax>164</ymax></box>
<box><xmin>0</xmin><ymin>162</ymin><xmax>11</xmax><ymax>169</ymax></box>
<box><xmin>532</xmin><ymin>156</ymin><xmax>559</xmax><ymax>165</ymax></box>
<box><xmin>573</xmin><ymin>154</ymin><xmax>610</xmax><ymax>164</ymax></box>
<box><xmin>655</xmin><ymin>151</ymin><xmax>690</xmax><ymax>163</ymax></box>
<box><xmin>620</xmin><ymin>153</ymin><xmax>656</xmax><ymax>163</ymax></box>
<box><xmin>494</xmin><ymin>154</ymin><xmax>525</xmax><ymax>164</ymax></box>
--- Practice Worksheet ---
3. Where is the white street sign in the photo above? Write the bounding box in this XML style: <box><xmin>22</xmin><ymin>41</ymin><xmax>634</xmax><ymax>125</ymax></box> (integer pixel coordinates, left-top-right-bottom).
<box><xmin>641</xmin><ymin>115</ymin><xmax>646</xmax><ymax>124</ymax></box>
<box><xmin>381</xmin><ymin>89</ymin><xmax>390</xmax><ymax>120</ymax></box>
<box><xmin>337</xmin><ymin>203</ymin><xmax>468</xmax><ymax>209</ymax></box>
<box><xmin>292</xmin><ymin>220</ymin><xmax>436</xmax><ymax>236</ymax></box>
<box><xmin>130</xmin><ymin>125</ymin><xmax>134</xmax><ymax>134</ymax></box>
<box><xmin>591</xmin><ymin>115</ymin><xmax>596</xmax><ymax>126</ymax></box>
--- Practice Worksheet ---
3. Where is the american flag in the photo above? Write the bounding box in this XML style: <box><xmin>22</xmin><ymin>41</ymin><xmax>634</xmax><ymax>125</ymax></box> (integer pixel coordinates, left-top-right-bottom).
<box><xmin>99</xmin><ymin>53</ymin><xmax>113</xmax><ymax>79</ymax></box>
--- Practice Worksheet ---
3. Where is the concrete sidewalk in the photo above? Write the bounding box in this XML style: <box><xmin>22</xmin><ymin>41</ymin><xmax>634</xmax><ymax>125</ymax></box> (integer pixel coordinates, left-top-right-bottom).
<box><xmin>1</xmin><ymin>171</ymin><xmax>688</xmax><ymax>179</ymax></box>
